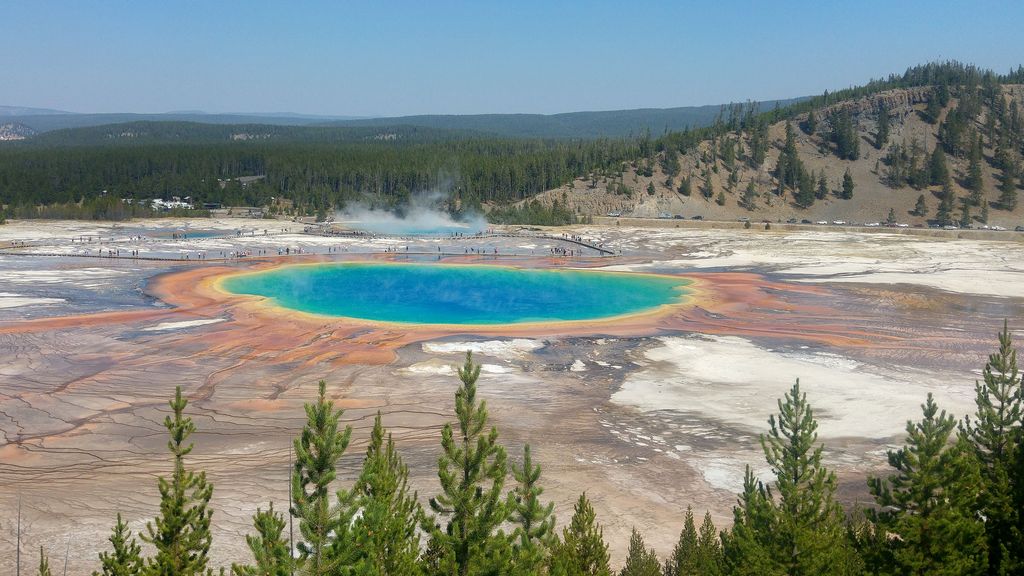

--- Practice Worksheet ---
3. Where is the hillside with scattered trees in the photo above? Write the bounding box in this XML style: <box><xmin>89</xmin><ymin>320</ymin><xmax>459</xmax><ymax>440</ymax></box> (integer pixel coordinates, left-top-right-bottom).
<box><xmin>527</xmin><ymin>62</ymin><xmax>1024</xmax><ymax>229</ymax></box>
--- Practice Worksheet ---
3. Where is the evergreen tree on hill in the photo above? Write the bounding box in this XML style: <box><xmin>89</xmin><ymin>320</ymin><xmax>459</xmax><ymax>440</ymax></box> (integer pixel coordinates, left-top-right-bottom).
<box><xmin>875</xmin><ymin>102</ymin><xmax>890</xmax><ymax>149</ymax></box>
<box><xmin>929</xmin><ymin>145</ymin><xmax>949</xmax><ymax>186</ymax></box>
<box><xmin>841</xmin><ymin>169</ymin><xmax>855</xmax><ymax>200</ymax></box>
<box><xmin>510</xmin><ymin>444</ymin><xmax>557</xmax><ymax>576</ymax></box>
<box><xmin>998</xmin><ymin>161</ymin><xmax>1018</xmax><ymax>210</ymax></box>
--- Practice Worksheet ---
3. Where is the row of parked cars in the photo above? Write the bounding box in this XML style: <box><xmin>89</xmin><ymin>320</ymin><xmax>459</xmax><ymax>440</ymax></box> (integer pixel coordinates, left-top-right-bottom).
<box><xmin>608</xmin><ymin>212</ymin><xmax>1024</xmax><ymax>232</ymax></box>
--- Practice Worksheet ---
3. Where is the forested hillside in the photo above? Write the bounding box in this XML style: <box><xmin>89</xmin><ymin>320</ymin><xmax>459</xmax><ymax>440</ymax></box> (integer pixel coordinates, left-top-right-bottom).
<box><xmin>2</xmin><ymin>62</ymin><xmax>1023</xmax><ymax>226</ymax></box>
<box><xmin>529</xmin><ymin>62</ymin><xmax>1024</xmax><ymax>228</ymax></box>
<box><xmin>0</xmin><ymin>137</ymin><xmax>639</xmax><ymax>220</ymax></box>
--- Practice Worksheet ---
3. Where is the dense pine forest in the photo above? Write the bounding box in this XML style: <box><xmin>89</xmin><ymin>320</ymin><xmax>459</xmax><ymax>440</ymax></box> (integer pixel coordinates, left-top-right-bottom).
<box><xmin>23</xmin><ymin>322</ymin><xmax>1021</xmax><ymax>575</ymax></box>
<box><xmin>3</xmin><ymin>62</ymin><xmax>1022</xmax><ymax>225</ymax></box>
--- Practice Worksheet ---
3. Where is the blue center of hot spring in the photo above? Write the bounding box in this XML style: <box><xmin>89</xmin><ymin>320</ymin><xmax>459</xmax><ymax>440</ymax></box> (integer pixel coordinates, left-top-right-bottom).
<box><xmin>221</xmin><ymin>263</ymin><xmax>691</xmax><ymax>325</ymax></box>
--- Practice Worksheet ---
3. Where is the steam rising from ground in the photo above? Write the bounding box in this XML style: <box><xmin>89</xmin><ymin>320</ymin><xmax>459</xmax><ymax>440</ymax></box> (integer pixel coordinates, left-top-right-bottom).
<box><xmin>338</xmin><ymin>191</ymin><xmax>487</xmax><ymax>236</ymax></box>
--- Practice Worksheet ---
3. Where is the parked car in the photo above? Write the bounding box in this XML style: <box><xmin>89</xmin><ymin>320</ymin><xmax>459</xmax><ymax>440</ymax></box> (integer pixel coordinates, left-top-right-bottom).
<box><xmin>673</xmin><ymin>214</ymin><xmax>685</xmax><ymax>219</ymax></box>
<box><xmin>801</xmin><ymin>219</ymin><xmax>812</xmax><ymax>224</ymax></box>
<box><xmin>831</xmin><ymin>220</ymin><xmax>846</xmax><ymax>225</ymax></box>
<box><xmin>606</xmin><ymin>211</ymin><xmax>621</xmax><ymax>217</ymax></box>
<box><xmin>658</xmin><ymin>212</ymin><xmax>672</xmax><ymax>219</ymax></box>
<box><xmin>691</xmin><ymin>215</ymin><xmax>703</xmax><ymax>220</ymax></box>
<box><xmin>786</xmin><ymin>218</ymin><xmax>798</xmax><ymax>224</ymax></box>
<box><xmin>1015</xmin><ymin>226</ymin><xmax>1024</xmax><ymax>232</ymax></box>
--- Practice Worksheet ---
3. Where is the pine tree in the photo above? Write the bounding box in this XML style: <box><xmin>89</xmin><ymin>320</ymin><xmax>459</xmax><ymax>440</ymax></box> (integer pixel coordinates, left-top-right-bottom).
<box><xmin>291</xmin><ymin>380</ymin><xmax>354</xmax><ymax>576</ymax></box>
<box><xmin>510</xmin><ymin>444</ymin><xmax>556</xmax><ymax>575</ymax></box>
<box><xmin>94</xmin><ymin>513</ymin><xmax>143</xmax><ymax>576</ymax></box>
<box><xmin>550</xmin><ymin>493</ymin><xmax>611</xmax><ymax>576</ymax></box>
<box><xmin>142</xmin><ymin>386</ymin><xmax>215</xmax><ymax>576</ymax></box>
<box><xmin>936</xmin><ymin>180</ymin><xmax>956</xmax><ymax>225</ymax></box>
<box><xmin>913</xmin><ymin>194</ymin><xmax>928</xmax><ymax>217</ymax></box>
<box><xmin>232</xmin><ymin>504</ymin><xmax>291</xmax><ymax>576</ymax></box>
<box><xmin>886</xmin><ymin>208</ymin><xmax>896</xmax><ymax>225</ymax></box>
<box><xmin>961</xmin><ymin>322</ymin><xmax>1023</xmax><ymax>575</ymax></box>
<box><xmin>929</xmin><ymin>146</ymin><xmax>949</xmax><ymax>186</ymax></box>
<box><xmin>722</xmin><ymin>469</ymin><xmax>776</xmax><ymax>576</ymax></box>
<box><xmin>724</xmin><ymin>381</ymin><xmax>852</xmax><ymax>575</ymax></box>
<box><xmin>619</xmin><ymin>528</ymin><xmax>661</xmax><ymax>576</ymax></box>
<box><xmin>715</xmin><ymin>190</ymin><xmax>726</xmax><ymax>206</ymax></box>
<box><xmin>815</xmin><ymin>172</ymin><xmax>828</xmax><ymax>200</ymax></box>
<box><xmin>677</xmin><ymin>176</ymin><xmax>691</xmax><ymax>197</ymax></box>
<box><xmin>796</xmin><ymin>170</ymin><xmax>815</xmax><ymax>208</ymax></box>
<box><xmin>38</xmin><ymin>547</ymin><xmax>52</xmax><ymax>576</ymax></box>
<box><xmin>426</xmin><ymin>352</ymin><xmax>512</xmax><ymax>576</ymax></box>
<box><xmin>646</xmin><ymin>182</ymin><xmax>656</xmax><ymax>196</ymax></box>
<box><xmin>981</xmin><ymin>201</ymin><xmax>989</xmax><ymax>224</ymax></box>
<box><xmin>350</xmin><ymin>412</ymin><xmax>423</xmax><ymax>576</ymax></box>
<box><xmin>804</xmin><ymin>110</ymin><xmax>817</xmax><ymax>136</ymax></box>
<box><xmin>841</xmin><ymin>169</ymin><xmax>854</xmax><ymax>200</ymax></box>
<box><xmin>875</xmin><ymin>102</ymin><xmax>890</xmax><ymax>149</ymax></box>
<box><xmin>966</xmin><ymin>136</ymin><xmax>985</xmax><ymax>204</ymax></box>
<box><xmin>664</xmin><ymin>507</ymin><xmax>697</xmax><ymax>576</ymax></box>
<box><xmin>998</xmin><ymin>161</ymin><xmax>1018</xmax><ymax>210</ymax></box>
<box><xmin>866</xmin><ymin>394</ymin><xmax>987</xmax><ymax>575</ymax></box>
<box><xmin>960</xmin><ymin>198</ymin><xmax>972</xmax><ymax>228</ymax></box>
<box><xmin>741</xmin><ymin>181</ymin><xmax>757</xmax><ymax>210</ymax></box>
<box><xmin>695</xmin><ymin>513</ymin><xmax>722</xmax><ymax>576</ymax></box>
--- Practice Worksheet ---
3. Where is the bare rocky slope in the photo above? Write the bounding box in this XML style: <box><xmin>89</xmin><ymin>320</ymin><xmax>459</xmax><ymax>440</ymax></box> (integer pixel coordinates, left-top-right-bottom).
<box><xmin>525</xmin><ymin>85</ymin><xmax>1024</xmax><ymax>229</ymax></box>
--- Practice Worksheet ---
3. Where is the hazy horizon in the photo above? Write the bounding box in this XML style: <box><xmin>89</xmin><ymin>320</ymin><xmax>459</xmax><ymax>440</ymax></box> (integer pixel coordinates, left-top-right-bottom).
<box><xmin>2</xmin><ymin>0</ymin><xmax>1023</xmax><ymax>117</ymax></box>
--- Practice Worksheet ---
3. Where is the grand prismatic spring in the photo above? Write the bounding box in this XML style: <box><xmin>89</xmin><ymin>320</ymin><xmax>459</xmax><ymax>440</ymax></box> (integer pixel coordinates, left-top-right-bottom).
<box><xmin>220</xmin><ymin>262</ymin><xmax>693</xmax><ymax>324</ymax></box>
<box><xmin>1</xmin><ymin>218</ymin><xmax>1022</xmax><ymax>571</ymax></box>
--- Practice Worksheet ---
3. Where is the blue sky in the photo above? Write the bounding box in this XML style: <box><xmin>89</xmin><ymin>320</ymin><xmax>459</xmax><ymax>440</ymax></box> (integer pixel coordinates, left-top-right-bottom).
<box><xmin>2</xmin><ymin>0</ymin><xmax>1022</xmax><ymax>116</ymax></box>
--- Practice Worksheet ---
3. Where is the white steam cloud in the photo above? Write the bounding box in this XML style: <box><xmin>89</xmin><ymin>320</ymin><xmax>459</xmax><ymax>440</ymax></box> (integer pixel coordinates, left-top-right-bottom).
<box><xmin>336</xmin><ymin>190</ymin><xmax>487</xmax><ymax>236</ymax></box>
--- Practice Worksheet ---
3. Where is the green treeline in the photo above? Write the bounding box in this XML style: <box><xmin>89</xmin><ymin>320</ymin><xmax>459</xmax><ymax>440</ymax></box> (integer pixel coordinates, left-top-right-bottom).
<box><xmin>0</xmin><ymin>138</ymin><xmax>639</xmax><ymax>218</ymax></box>
<box><xmin>3</xmin><ymin>61</ymin><xmax>1022</xmax><ymax>224</ymax></box>
<box><xmin>34</xmin><ymin>322</ymin><xmax>1019</xmax><ymax>575</ymax></box>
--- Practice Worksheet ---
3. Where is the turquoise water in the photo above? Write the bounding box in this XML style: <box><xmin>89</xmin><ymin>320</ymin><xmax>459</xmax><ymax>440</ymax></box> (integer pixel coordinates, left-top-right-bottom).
<box><xmin>221</xmin><ymin>263</ymin><xmax>691</xmax><ymax>325</ymax></box>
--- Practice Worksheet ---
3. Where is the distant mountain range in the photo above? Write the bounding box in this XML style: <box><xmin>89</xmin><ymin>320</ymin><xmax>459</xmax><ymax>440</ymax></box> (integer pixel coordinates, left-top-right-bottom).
<box><xmin>0</xmin><ymin>98</ymin><xmax>806</xmax><ymax>140</ymax></box>
<box><xmin>322</xmin><ymin>99</ymin><xmax>807</xmax><ymax>139</ymax></box>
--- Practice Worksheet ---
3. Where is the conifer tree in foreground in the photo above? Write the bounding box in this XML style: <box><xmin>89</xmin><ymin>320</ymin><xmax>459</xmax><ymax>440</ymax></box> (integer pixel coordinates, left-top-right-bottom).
<box><xmin>664</xmin><ymin>508</ymin><xmax>720</xmax><ymax>576</ymax></box>
<box><xmin>510</xmin><ymin>444</ymin><xmax>557</xmax><ymax>575</ymax></box>
<box><xmin>291</xmin><ymin>380</ymin><xmax>355</xmax><ymax>576</ymax></box>
<box><xmin>350</xmin><ymin>411</ymin><xmax>423</xmax><ymax>576</ymax></box>
<box><xmin>961</xmin><ymin>322</ymin><xmax>1022</xmax><ymax>575</ymax></box>
<box><xmin>426</xmin><ymin>352</ymin><xmax>513</xmax><ymax>576</ymax></box>
<box><xmin>550</xmin><ymin>493</ymin><xmax>611</xmax><ymax>576</ymax></box>
<box><xmin>664</xmin><ymin>507</ymin><xmax>697</xmax><ymax>576</ymax></box>
<box><xmin>94</xmin><ymin>513</ymin><xmax>143</xmax><ymax>576</ymax></box>
<box><xmin>231</xmin><ymin>504</ymin><xmax>291</xmax><ymax>576</ymax></box>
<box><xmin>142</xmin><ymin>386</ymin><xmax>215</xmax><ymax>576</ymax></box>
<box><xmin>865</xmin><ymin>394</ymin><xmax>986</xmax><ymax>575</ymax></box>
<box><xmin>38</xmin><ymin>546</ymin><xmax>53</xmax><ymax>576</ymax></box>
<box><xmin>618</xmin><ymin>528</ymin><xmax>661</xmax><ymax>576</ymax></box>
<box><xmin>724</xmin><ymin>380</ymin><xmax>856</xmax><ymax>576</ymax></box>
